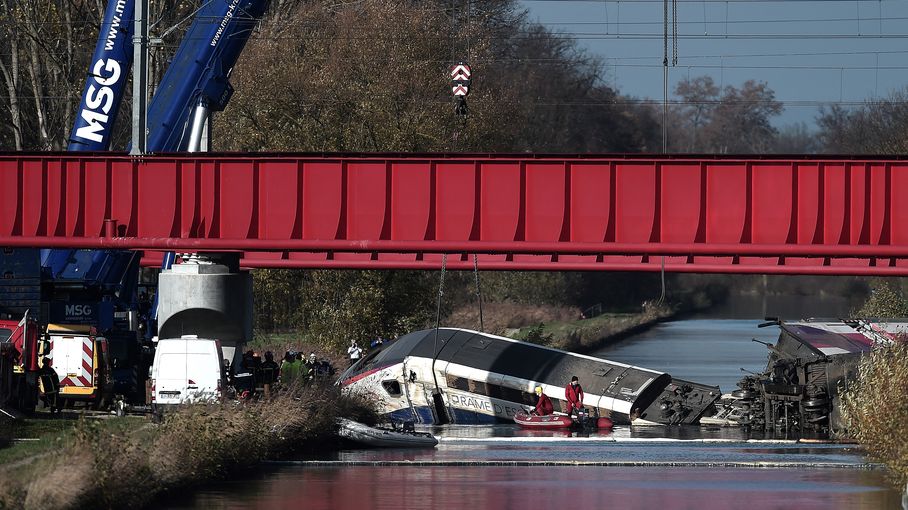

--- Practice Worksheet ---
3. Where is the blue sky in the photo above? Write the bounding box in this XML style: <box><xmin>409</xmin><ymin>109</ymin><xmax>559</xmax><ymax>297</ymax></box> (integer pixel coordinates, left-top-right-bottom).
<box><xmin>520</xmin><ymin>0</ymin><xmax>908</xmax><ymax>128</ymax></box>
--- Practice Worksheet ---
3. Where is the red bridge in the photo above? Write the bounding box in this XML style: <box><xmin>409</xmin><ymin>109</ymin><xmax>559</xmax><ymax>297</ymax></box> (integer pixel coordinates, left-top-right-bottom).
<box><xmin>2</xmin><ymin>153</ymin><xmax>907</xmax><ymax>275</ymax></box>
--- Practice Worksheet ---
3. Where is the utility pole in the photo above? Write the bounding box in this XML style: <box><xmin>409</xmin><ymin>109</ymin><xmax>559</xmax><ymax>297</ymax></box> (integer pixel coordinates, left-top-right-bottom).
<box><xmin>130</xmin><ymin>0</ymin><xmax>149</xmax><ymax>155</ymax></box>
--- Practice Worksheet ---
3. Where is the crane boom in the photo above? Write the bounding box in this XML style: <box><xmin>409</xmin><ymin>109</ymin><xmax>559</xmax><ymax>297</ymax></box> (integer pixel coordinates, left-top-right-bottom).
<box><xmin>67</xmin><ymin>0</ymin><xmax>135</xmax><ymax>151</ymax></box>
<box><xmin>24</xmin><ymin>0</ymin><xmax>271</xmax><ymax>408</ymax></box>
<box><xmin>145</xmin><ymin>0</ymin><xmax>270</xmax><ymax>152</ymax></box>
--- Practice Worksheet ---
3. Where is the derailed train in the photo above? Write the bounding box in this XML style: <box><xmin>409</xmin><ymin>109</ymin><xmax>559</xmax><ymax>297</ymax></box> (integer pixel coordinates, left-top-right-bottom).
<box><xmin>339</xmin><ymin>328</ymin><xmax>720</xmax><ymax>425</ymax></box>
<box><xmin>706</xmin><ymin>318</ymin><xmax>908</xmax><ymax>437</ymax></box>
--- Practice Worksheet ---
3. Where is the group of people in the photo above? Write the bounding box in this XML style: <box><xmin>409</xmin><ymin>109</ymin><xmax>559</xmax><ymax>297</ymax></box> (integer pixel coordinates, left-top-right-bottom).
<box><xmin>529</xmin><ymin>375</ymin><xmax>585</xmax><ymax>417</ymax></box>
<box><xmin>232</xmin><ymin>349</ymin><xmax>336</xmax><ymax>399</ymax></box>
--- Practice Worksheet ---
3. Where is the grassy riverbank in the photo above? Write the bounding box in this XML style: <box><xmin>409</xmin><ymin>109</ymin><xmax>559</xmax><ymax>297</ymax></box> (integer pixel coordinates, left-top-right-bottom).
<box><xmin>0</xmin><ymin>384</ymin><xmax>375</xmax><ymax>510</ymax></box>
<box><xmin>507</xmin><ymin>303</ymin><xmax>676</xmax><ymax>353</ymax></box>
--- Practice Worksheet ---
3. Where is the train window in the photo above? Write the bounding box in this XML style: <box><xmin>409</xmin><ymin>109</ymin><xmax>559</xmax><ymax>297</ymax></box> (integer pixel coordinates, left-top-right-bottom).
<box><xmin>382</xmin><ymin>380</ymin><xmax>402</xmax><ymax>397</ymax></box>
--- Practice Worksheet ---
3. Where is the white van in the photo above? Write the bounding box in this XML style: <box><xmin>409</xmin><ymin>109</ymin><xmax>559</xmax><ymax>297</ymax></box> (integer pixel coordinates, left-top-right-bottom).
<box><xmin>150</xmin><ymin>335</ymin><xmax>225</xmax><ymax>409</ymax></box>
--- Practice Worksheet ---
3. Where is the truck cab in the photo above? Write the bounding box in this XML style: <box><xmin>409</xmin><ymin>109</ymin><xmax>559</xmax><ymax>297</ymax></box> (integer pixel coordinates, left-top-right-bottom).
<box><xmin>0</xmin><ymin>315</ymin><xmax>39</xmax><ymax>413</ymax></box>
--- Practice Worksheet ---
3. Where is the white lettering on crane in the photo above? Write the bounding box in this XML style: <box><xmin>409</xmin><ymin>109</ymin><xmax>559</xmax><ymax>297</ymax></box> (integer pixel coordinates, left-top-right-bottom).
<box><xmin>103</xmin><ymin>0</ymin><xmax>128</xmax><ymax>51</ymax></box>
<box><xmin>74</xmin><ymin>59</ymin><xmax>121</xmax><ymax>143</ymax></box>
<box><xmin>210</xmin><ymin>0</ymin><xmax>241</xmax><ymax>47</ymax></box>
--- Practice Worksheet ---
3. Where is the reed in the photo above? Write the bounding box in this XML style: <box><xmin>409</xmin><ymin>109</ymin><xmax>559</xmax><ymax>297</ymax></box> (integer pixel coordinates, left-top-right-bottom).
<box><xmin>0</xmin><ymin>384</ymin><xmax>376</xmax><ymax>510</ymax></box>
<box><xmin>841</xmin><ymin>341</ymin><xmax>908</xmax><ymax>488</ymax></box>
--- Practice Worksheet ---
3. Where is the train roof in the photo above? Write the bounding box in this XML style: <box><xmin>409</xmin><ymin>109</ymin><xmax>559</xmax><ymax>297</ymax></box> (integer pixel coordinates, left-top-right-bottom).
<box><xmin>341</xmin><ymin>328</ymin><xmax>671</xmax><ymax>403</ymax></box>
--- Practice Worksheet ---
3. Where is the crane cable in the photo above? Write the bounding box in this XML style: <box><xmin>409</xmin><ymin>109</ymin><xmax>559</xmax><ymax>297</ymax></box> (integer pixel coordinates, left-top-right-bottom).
<box><xmin>473</xmin><ymin>254</ymin><xmax>484</xmax><ymax>332</ymax></box>
<box><xmin>430</xmin><ymin>253</ymin><xmax>450</xmax><ymax>423</ymax></box>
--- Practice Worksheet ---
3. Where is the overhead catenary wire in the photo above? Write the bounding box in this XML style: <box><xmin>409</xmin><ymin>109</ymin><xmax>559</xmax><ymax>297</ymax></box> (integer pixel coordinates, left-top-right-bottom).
<box><xmin>7</xmin><ymin>1</ymin><xmax>908</xmax><ymax>117</ymax></box>
<box><xmin>7</xmin><ymin>12</ymin><xmax>908</xmax><ymax>27</ymax></box>
<box><xmin>9</xmin><ymin>94</ymin><xmax>905</xmax><ymax>108</ymax></box>
<box><xmin>521</xmin><ymin>0</ymin><xmax>901</xmax><ymax>3</ymax></box>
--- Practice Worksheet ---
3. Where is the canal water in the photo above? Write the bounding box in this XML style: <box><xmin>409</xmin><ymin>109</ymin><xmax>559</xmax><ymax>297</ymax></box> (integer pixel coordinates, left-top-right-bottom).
<box><xmin>164</xmin><ymin>311</ymin><xmax>906</xmax><ymax>509</ymax></box>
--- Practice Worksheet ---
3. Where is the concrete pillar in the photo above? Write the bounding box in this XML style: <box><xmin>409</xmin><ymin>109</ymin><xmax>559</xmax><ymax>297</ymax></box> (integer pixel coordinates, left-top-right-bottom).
<box><xmin>157</xmin><ymin>253</ymin><xmax>252</xmax><ymax>369</ymax></box>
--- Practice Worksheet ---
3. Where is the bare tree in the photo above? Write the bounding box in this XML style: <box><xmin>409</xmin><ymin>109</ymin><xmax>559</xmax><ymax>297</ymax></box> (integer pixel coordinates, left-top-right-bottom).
<box><xmin>667</xmin><ymin>77</ymin><xmax>782</xmax><ymax>154</ymax></box>
<box><xmin>817</xmin><ymin>90</ymin><xmax>908</xmax><ymax>154</ymax></box>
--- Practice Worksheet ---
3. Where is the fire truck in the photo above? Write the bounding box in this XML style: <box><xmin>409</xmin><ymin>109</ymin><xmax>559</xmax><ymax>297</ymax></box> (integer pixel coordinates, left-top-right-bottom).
<box><xmin>0</xmin><ymin>313</ymin><xmax>39</xmax><ymax>415</ymax></box>
<box><xmin>43</xmin><ymin>324</ymin><xmax>113</xmax><ymax>409</ymax></box>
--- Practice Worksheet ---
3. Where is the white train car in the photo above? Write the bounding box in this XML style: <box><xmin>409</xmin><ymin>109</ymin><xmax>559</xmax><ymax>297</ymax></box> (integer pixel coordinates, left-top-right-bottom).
<box><xmin>339</xmin><ymin>328</ymin><xmax>719</xmax><ymax>425</ymax></box>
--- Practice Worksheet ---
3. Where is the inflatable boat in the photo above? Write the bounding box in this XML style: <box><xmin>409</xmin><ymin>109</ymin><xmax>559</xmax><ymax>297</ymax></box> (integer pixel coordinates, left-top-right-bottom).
<box><xmin>337</xmin><ymin>418</ymin><xmax>438</xmax><ymax>448</ymax></box>
<box><xmin>513</xmin><ymin>412</ymin><xmax>615</xmax><ymax>430</ymax></box>
<box><xmin>513</xmin><ymin>412</ymin><xmax>574</xmax><ymax>429</ymax></box>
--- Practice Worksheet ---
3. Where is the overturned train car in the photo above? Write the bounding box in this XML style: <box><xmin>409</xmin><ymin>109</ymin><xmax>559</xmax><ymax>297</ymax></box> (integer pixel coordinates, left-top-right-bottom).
<box><xmin>714</xmin><ymin>319</ymin><xmax>908</xmax><ymax>438</ymax></box>
<box><xmin>339</xmin><ymin>328</ymin><xmax>720</xmax><ymax>425</ymax></box>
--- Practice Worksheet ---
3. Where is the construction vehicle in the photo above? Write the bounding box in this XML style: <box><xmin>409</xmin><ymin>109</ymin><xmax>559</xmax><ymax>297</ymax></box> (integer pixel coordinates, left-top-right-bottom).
<box><xmin>0</xmin><ymin>0</ymin><xmax>269</xmax><ymax>412</ymax></box>
<box><xmin>0</xmin><ymin>313</ymin><xmax>40</xmax><ymax>415</ymax></box>
<box><xmin>0</xmin><ymin>0</ymin><xmax>270</xmax><ymax>412</ymax></box>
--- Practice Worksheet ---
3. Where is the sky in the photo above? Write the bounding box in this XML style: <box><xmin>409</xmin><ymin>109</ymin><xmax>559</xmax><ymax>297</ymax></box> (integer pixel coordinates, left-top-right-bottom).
<box><xmin>520</xmin><ymin>0</ymin><xmax>908</xmax><ymax>128</ymax></box>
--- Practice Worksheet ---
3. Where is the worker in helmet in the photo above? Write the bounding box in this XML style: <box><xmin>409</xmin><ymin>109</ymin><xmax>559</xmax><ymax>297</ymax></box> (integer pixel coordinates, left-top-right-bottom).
<box><xmin>531</xmin><ymin>386</ymin><xmax>554</xmax><ymax>416</ymax></box>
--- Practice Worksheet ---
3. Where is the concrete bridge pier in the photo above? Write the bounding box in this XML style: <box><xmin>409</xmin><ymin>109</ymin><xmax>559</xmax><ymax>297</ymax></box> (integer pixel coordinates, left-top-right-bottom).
<box><xmin>156</xmin><ymin>253</ymin><xmax>253</xmax><ymax>370</ymax></box>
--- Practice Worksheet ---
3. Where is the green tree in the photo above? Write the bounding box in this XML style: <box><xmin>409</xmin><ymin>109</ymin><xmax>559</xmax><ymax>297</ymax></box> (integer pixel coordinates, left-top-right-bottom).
<box><xmin>218</xmin><ymin>0</ymin><xmax>656</xmax><ymax>153</ymax></box>
<box><xmin>230</xmin><ymin>0</ymin><xmax>663</xmax><ymax>342</ymax></box>
<box><xmin>856</xmin><ymin>280</ymin><xmax>908</xmax><ymax>318</ymax></box>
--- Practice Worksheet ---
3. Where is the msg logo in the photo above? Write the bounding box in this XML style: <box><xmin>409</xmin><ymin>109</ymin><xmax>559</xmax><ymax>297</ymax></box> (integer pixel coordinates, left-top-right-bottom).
<box><xmin>65</xmin><ymin>304</ymin><xmax>93</xmax><ymax>317</ymax></box>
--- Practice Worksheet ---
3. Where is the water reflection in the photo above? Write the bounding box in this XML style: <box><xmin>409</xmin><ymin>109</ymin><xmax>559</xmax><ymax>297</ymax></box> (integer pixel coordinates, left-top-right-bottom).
<box><xmin>161</xmin><ymin>317</ymin><xmax>904</xmax><ymax>510</ymax></box>
<box><xmin>593</xmin><ymin>319</ymin><xmax>774</xmax><ymax>391</ymax></box>
<box><xmin>703</xmin><ymin>292</ymin><xmax>864</xmax><ymax>320</ymax></box>
<box><xmin>164</xmin><ymin>465</ymin><xmax>902</xmax><ymax>510</ymax></box>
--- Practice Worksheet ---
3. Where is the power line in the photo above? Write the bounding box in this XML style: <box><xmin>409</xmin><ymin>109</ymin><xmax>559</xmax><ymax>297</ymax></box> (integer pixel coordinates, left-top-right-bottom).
<box><xmin>4</xmin><ymin>93</ymin><xmax>902</xmax><ymax>107</ymax></box>
<box><xmin>522</xmin><ymin>0</ymin><xmax>900</xmax><ymax>3</ymax></box>
<box><xmin>6</xmin><ymin>13</ymin><xmax>905</xmax><ymax>27</ymax></box>
<box><xmin>540</xmin><ymin>15</ymin><xmax>908</xmax><ymax>26</ymax></box>
<box><xmin>608</xmin><ymin>49</ymin><xmax>908</xmax><ymax>61</ymax></box>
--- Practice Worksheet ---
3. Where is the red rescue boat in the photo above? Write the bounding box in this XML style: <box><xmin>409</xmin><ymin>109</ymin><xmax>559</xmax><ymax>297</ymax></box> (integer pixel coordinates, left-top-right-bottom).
<box><xmin>513</xmin><ymin>412</ymin><xmax>574</xmax><ymax>429</ymax></box>
<box><xmin>514</xmin><ymin>412</ymin><xmax>615</xmax><ymax>430</ymax></box>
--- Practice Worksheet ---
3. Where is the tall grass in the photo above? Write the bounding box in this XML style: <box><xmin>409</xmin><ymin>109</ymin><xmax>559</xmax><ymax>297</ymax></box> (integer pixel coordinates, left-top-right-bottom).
<box><xmin>841</xmin><ymin>341</ymin><xmax>908</xmax><ymax>488</ymax></box>
<box><xmin>0</xmin><ymin>384</ymin><xmax>376</xmax><ymax>510</ymax></box>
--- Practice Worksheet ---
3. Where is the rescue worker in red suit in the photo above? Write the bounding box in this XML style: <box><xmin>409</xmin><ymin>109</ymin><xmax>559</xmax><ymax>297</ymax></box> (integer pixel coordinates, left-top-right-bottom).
<box><xmin>532</xmin><ymin>386</ymin><xmax>554</xmax><ymax>416</ymax></box>
<box><xmin>565</xmin><ymin>375</ymin><xmax>584</xmax><ymax>416</ymax></box>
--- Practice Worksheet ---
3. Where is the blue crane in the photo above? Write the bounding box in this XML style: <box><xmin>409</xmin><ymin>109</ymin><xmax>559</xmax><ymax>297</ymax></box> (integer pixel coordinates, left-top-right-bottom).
<box><xmin>12</xmin><ymin>0</ymin><xmax>271</xmax><ymax>404</ymax></box>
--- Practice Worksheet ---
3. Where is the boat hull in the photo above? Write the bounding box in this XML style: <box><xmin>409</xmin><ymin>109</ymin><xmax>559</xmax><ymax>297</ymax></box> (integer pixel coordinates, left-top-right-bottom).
<box><xmin>337</xmin><ymin>419</ymin><xmax>438</xmax><ymax>448</ymax></box>
<box><xmin>513</xmin><ymin>412</ymin><xmax>573</xmax><ymax>429</ymax></box>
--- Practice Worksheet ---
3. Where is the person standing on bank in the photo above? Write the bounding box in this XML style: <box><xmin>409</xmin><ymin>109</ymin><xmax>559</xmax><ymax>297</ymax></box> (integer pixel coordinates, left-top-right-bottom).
<box><xmin>38</xmin><ymin>357</ymin><xmax>60</xmax><ymax>414</ymax></box>
<box><xmin>347</xmin><ymin>340</ymin><xmax>363</xmax><ymax>367</ymax></box>
<box><xmin>260</xmin><ymin>351</ymin><xmax>279</xmax><ymax>399</ymax></box>
<box><xmin>565</xmin><ymin>376</ymin><xmax>584</xmax><ymax>417</ymax></box>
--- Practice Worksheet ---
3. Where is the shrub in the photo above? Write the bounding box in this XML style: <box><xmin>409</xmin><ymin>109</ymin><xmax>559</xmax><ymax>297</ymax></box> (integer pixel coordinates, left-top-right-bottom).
<box><xmin>841</xmin><ymin>342</ymin><xmax>908</xmax><ymax>488</ymax></box>
<box><xmin>0</xmin><ymin>384</ymin><xmax>376</xmax><ymax>510</ymax></box>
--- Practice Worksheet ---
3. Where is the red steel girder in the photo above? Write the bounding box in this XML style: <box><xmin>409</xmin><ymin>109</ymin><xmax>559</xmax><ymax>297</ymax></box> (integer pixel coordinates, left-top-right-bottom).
<box><xmin>2</xmin><ymin>152</ymin><xmax>908</xmax><ymax>275</ymax></box>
